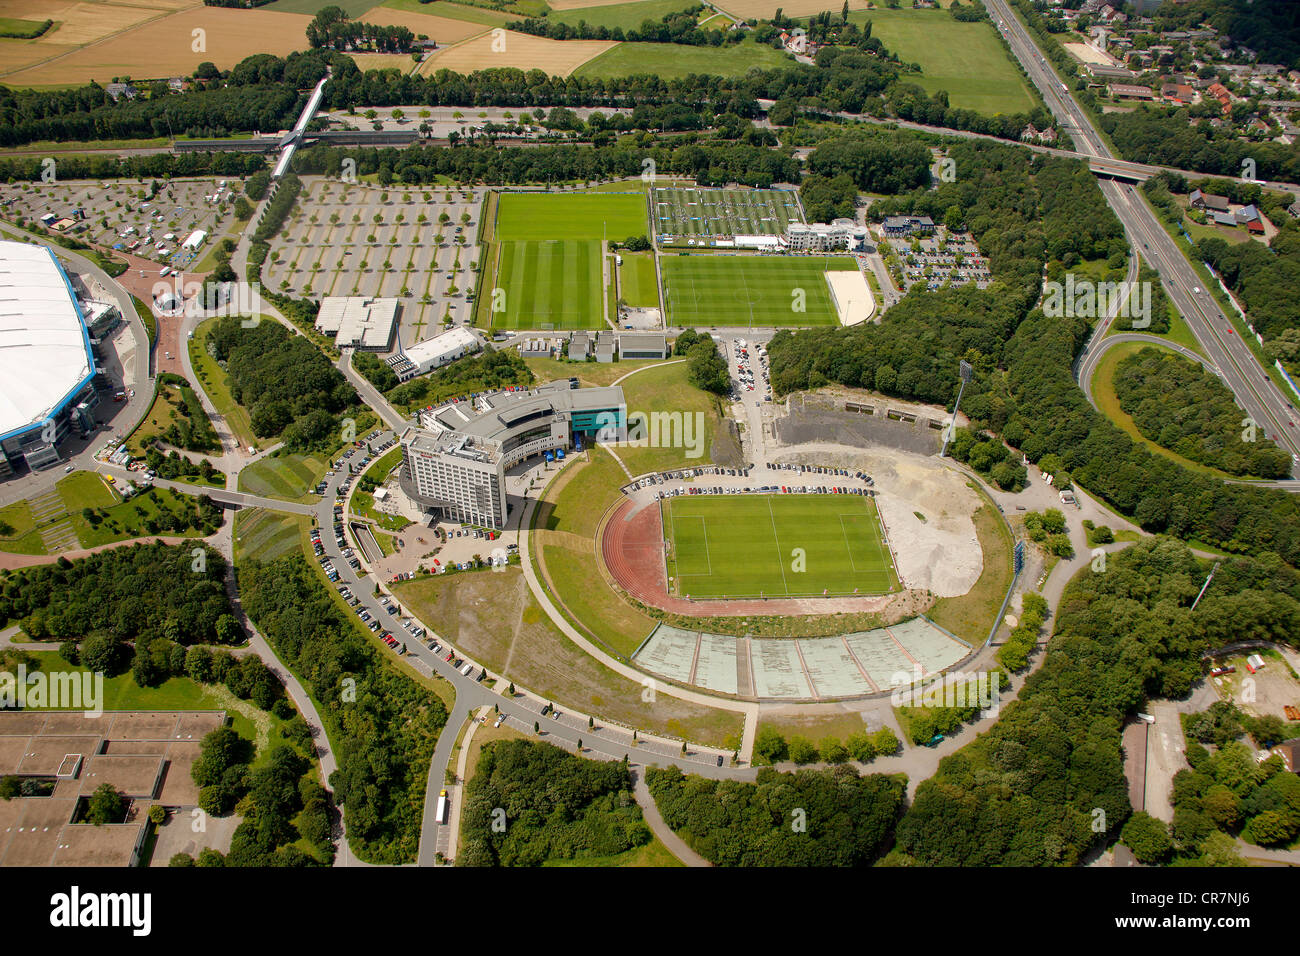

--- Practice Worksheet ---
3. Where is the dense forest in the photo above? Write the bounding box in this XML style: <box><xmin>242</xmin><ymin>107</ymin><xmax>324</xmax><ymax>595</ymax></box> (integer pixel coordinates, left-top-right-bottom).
<box><xmin>207</xmin><ymin>316</ymin><xmax>358</xmax><ymax>450</ymax></box>
<box><xmin>305</xmin><ymin>6</ymin><xmax>416</xmax><ymax>54</ymax></box>
<box><xmin>1099</xmin><ymin>109</ymin><xmax>1300</xmax><ymax>185</ymax></box>
<box><xmin>770</xmin><ymin>135</ymin><xmax>1300</xmax><ymax>564</ymax></box>
<box><xmin>238</xmin><ymin>555</ymin><xmax>448</xmax><ymax>864</ymax></box>
<box><xmin>648</xmin><ymin>764</ymin><xmax>905</xmax><ymax>866</ymax></box>
<box><xmin>508</xmin><ymin>6</ymin><xmax>739</xmax><ymax>46</ymax></box>
<box><xmin>893</xmin><ymin>539</ymin><xmax>1300</xmax><ymax>865</ymax></box>
<box><xmin>1197</xmin><ymin>227</ymin><xmax>1300</xmax><ymax>354</ymax></box>
<box><xmin>1113</xmin><ymin>347</ymin><xmax>1292</xmax><ymax>478</ymax></box>
<box><xmin>1149</xmin><ymin>0</ymin><xmax>1300</xmax><ymax>69</ymax></box>
<box><xmin>459</xmin><ymin>740</ymin><xmax>651</xmax><ymax>866</ymax></box>
<box><xmin>0</xmin><ymin>542</ymin><xmax>235</xmax><ymax>645</ymax></box>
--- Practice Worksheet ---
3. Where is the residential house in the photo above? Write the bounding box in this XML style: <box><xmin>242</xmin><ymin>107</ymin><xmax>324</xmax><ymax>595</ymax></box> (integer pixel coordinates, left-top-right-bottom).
<box><xmin>1189</xmin><ymin>188</ymin><xmax>1231</xmax><ymax>212</ymax></box>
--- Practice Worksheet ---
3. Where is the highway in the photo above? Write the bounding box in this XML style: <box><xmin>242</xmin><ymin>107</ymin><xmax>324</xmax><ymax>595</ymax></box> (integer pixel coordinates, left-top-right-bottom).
<box><xmin>982</xmin><ymin>0</ymin><xmax>1300</xmax><ymax>471</ymax></box>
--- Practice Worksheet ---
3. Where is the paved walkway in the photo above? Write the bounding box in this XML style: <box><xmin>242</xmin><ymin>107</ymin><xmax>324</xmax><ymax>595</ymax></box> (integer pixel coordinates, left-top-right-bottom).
<box><xmin>631</xmin><ymin>770</ymin><xmax>711</xmax><ymax>867</ymax></box>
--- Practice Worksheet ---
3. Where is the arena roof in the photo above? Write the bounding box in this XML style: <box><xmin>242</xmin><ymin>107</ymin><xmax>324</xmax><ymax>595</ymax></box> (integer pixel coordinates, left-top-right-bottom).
<box><xmin>0</xmin><ymin>241</ymin><xmax>95</xmax><ymax>443</ymax></box>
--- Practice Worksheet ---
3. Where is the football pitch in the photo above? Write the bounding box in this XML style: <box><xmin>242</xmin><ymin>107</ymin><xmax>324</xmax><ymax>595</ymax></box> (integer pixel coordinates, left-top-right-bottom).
<box><xmin>662</xmin><ymin>494</ymin><xmax>898</xmax><ymax>599</ymax></box>
<box><xmin>496</xmin><ymin>192</ymin><xmax>649</xmax><ymax>241</ymax></box>
<box><xmin>661</xmin><ymin>255</ymin><xmax>858</xmax><ymax>328</ymax></box>
<box><xmin>492</xmin><ymin>240</ymin><xmax>604</xmax><ymax>329</ymax></box>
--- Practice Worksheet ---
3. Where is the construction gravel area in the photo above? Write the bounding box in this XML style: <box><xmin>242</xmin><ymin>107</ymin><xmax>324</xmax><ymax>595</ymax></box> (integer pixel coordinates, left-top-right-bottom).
<box><xmin>769</xmin><ymin>442</ymin><xmax>983</xmax><ymax>598</ymax></box>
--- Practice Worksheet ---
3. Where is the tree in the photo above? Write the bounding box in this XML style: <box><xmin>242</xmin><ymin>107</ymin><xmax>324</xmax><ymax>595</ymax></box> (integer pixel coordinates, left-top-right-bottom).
<box><xmin>148</xmin><ymin>804</ymin><xmax>167</xmax><ymax>826</ymax></box>
<box><xmin>1122</xmin><ymin>811</ymin><xmax>1172</xmax><ymax>865</ymax></box>
<box><xmin>1251</xmin><ymin>809</ymin><xmax>1295</xmax><ymax>846</ymax></box>
<box><xmin>754</xmin><ymin>726</ymin><xmax>788</xmax><ymax>764</ymax></box>
<box><xmin>86</xmin><ymin>783</ymin><xmax>126</xmax><ymax>826</ymax></box>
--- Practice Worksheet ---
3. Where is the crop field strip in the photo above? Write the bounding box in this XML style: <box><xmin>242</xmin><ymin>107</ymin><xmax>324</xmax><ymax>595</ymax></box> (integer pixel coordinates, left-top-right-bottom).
<box><xmin>660</xmin><ymin>254</ymin><xmax>856</xmax><ymax>328</ymax></box>
<box><xmin>662</xmin><ymin>494</ymin><xmax>896</xmax><ymax>599</ymax></box>
<box><xmin>652</xmin><ymin>186</ymin><xmax>802</xmax><ymax>238</ymax></box>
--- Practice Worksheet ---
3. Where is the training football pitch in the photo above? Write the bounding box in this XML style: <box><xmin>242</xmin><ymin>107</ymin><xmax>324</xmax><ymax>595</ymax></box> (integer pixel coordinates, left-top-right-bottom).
<box><xmin>662</xmin><ymin>494</ymin><xmax>898</xmax><ymax>599</ymax></box>
<box><xmin>496</xmin><ymin>192</ymin><xmax>649</xmax><ymax>241</ymax></box>
<box><xmin>661</xmin><ymin>255</ymin><xmax>858</xmax><ymax>328</ymax></box>
<box><xmin>491</xmin><ymin>240</ymin><xmax>604</xmax><ymax>329</ymax></box>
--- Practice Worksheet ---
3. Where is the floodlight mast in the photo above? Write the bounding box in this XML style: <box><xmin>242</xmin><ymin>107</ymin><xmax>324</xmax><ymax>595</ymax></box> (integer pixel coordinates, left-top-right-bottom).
<box><xmin>940</xmin><ymin>359</ymin><xmax>973</xmax><ymax>458</ymax></box>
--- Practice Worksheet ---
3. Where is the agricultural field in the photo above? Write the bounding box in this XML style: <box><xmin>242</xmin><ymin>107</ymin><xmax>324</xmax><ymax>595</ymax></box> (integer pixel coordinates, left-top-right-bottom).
<box><xmin>847</xmin><ymin>7</ymin><xmax>1039</xmax><ymax>116</ymax></box>
<box><xmin>419</xmin><ymin>30</ymin><xmax>616</xmax><ymax>77</ymax></box>
<box><xmin>2</xmin><ymin>6</ymin><xmax>312</xmax><ymax>87</ymax></box>
<box><xmin>548</xmin><ymin>0</ymin><xmax>698</xmax><ymax>29</ymax></box>
<box><xmin>353</xmin><ymin>5</ymin><xmax>490</xmax><ymax>45</ymax></box>
<box><xmin>574</xmin><ymin>37</ymin><xmax>791</xmax><ymax>80</ymax></box>
<box><xmin>491</xmin><ymin>240</ymin><xmax>604</xmax><ymax>329</ymax></box>
<box><xmin>663</xmin><ymin>493</ymin><xmax>897</xmax><ymax>599</ymax></box>
<box><xmin>495</xmin><ymin>192</ymin><xmax>648</xmax><ymax>241</ymax></box>
<box><xmin>618</xmin><ymin>251</ymin><xmax>659</xmax><ymax>308</ymax></box>
<box><xmin>653</xmin><ymin>186</ymin><xmax>803</xmax><ymax>242</ymax></box>
<box><xmin>661</xmin><ymin>254</ymin><xmax>857</xmax><ymax>328</ymax></box>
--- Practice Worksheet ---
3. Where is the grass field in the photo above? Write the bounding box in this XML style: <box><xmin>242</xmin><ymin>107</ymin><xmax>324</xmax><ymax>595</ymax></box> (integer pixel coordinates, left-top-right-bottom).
<box><xmin>419</xmin><ymin>30</ymin><xmax>616</xmax><ymax>77</ymax></box>
<box><xmin>574</xmin><ymin>37</ymin><xmax>791</xmax><ymax>79</ymax></box>
<box><xmin>234</xmin><ymin>507</ymin><xmax>310</xmax><ymax>565</ymax></box>
<box><xmin>238</xmin><ymin>452</ymin><xmax>331</xmax><ymax>503</ymax></box>
<box><xmin>661</xmin><ymin>255</ymin><xmax>856</xmax><ymax>328</ymax></box>
<box><xmin>663</xmin><ymin>494</ymin><xmax>897</xmax><ymax>599</ymax></box>
<box><xmin>927</xmin><ymin>500</ymin><xmax>1013</xmax><ymax>645</ymax></box>
<box><xmin>847</xmin><ymin>8</ymin><xmax>1039</xmax><ymax>116</ymax></box>
<box><xmin>188</xmin><ymin>317</ymin><xmax>256</xmax><ymax>451</ymax></box>
<box><xmin>549</xmin><ymin>0</ymin><xmax>697</xmax><ymax>29</ymax></box>
<box><xmin>524</xmin><ymin>355</ymin><xmax>664</xmax><ymax>387</ymax></box>
<box><xmin>383</xmin><ymin>0</ymin><xmax>514</xmax><ymax>25</ymax></box>
<box><xmin>492</xmin><ymin>240</ymin><xmax>604</xmax><ymax>329</ymax></box>
<box><xmin>496</xmin><ymin>192</ymin><xmax>648</xmax><ymax>241</ymax></box>
<box><xmin>653</xmin><ymin>185</ymin><xmax>803</xmax><ymax>239</ymax></box>
<box><xmin>615</xmin><ymin>360</ymin><xmax>723</xmax><ymax>473</ymax></box>
<box><xmin>618</xmin><ymin>251</ymin><xmax>659</xmax><ymax>308</ymax></box>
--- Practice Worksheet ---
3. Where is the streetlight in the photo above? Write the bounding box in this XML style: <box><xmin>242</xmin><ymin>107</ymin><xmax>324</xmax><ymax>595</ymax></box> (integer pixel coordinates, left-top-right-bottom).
<box><xmin>941</xmin><ymin>359</ymin><xmax>973</xmax><ymax>458</ymax></box>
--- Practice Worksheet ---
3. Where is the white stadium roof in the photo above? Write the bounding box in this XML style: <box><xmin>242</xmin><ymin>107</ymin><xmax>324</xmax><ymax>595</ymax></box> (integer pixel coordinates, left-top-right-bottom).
<box><xmin>0</xmin><ymin>241</ymin><xmax>95</xmax><ymax>442</ymax></box>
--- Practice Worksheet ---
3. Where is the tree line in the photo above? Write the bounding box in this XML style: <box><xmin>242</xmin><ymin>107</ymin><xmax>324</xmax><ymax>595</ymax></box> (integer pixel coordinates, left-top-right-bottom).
<box><xmin>306</xmin><ymin>6</ymin><xmax>417</xmax><ymax>54</ymax></box>
<box><xmin>238</xmin><ymin>554</ymin><xmax>449</xmax><ymax>864</ymax></box>
<box><xmin>648</xmin><ymin>764</ymin><xmax>905</xmax><ymax>866</ymax></box>
<box><xmin>459</xmin><ymin>740</ymin><xmax>651</xmax><ymax>866</ymax></box>
<box><xmin>1113</xmin><ymin>346</ymin><xmax>1292</xmax><ymax>478</ymax></box>
<box><xmin>508</xmin><ymin>6</ymin><xmax>739</xmax><ymax>47</ymax></box>
<box><xmin>894</xmin><ymin>538</ymin><xmax>1300</xmax><ymax>865</ymax></box>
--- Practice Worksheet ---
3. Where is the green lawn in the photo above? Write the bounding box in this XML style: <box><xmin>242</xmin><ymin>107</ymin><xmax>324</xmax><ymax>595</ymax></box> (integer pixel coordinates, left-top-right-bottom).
<box><xmin>238</xmin><ymin>452</ymin><xmax>331</xmax><ymax>503</ymax></box>
<box><xmin>264</xmin><ymin>0</ymin><xmax>377</xmax><ymax>14</ymax></box>
<box><xmin>549</xmin><ymin>0</ymin><xmax>697</xmax><ymax>30</ymax></box>
<box><xmin>848</xmin><ymin>8</ymin><xmax>1039</xmax><ymax>115</ymax></box>
<box><xmin>663</xmin><ymin>493</ymin><xmax>896</xmax><ymax>599</ymax></box>
<box><xmin>0</xmin><ymin>17</ymin><xmax>53</xmax><ymax>38</ymax></box>
<box><xmin>496</xmin><ymin>192</ymin><xmax>648</xmax><ymax>241</ymax></box>
<box><xmin>0</xmin><ymin>499</ymin><xmax>41</xmax><ymax>554</ymax></box>
<box><xmin>234</xmin><ymin>508</ymin><xmax>311</xmax><ymax>565</ymax></box>
<box><xmin>72</xmin><ymin>486</ymin><xmax>211</xmax><ymax>549</ymax></box>
<box><xmin>383</xmin><ymin>0</ymin><xmax>513</xmax><ymax>24</ymax></box>
<box><xmin>524</xmin><ymin>355</ymin><xmax>664</xmax><ymax>387</ymax></box>
<box><xmin>543</xmin><ymin>837</ymin><xmax>684</xmax><ymax>867</ymax></box>
<box><xmin>575</xmin><ymin>38</ymin><xmax>792</xmax><ymax>80</ymax></box>
<box><xmin>492</xmin><ymin>240</ymin><xmax>604</xmax><ymax>329</ymax></box>
<box><xmin>616</xmin><ymin>360</ymin><xmax>722</xmax><ymax>473</ymax></box>
<box><xmin>661</xmin><ymin>254</ymin><xmax>854</xmax><ymax>328</ymax></box>
<box><xmin>619</xmin><ymin>252</ymin><xmax>659</xmax><ymax>308</ymax></box>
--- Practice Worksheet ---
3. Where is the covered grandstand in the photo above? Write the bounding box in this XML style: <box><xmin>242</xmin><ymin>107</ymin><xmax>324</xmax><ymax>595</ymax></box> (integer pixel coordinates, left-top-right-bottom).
<box><xmin>0</xmin><ymin>240</ymin><xmax>98</xmax><ymax>476</ymax></box>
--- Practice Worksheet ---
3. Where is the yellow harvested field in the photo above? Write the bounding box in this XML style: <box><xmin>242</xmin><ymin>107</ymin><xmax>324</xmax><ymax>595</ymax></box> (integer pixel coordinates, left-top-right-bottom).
<box><xmin>0</xmin><ymin>0</ymin><xmax>163</xmax><ymax>49</ymax></box>
<box><xmin>3</xmin><ymin>7</ymin><xmax>313</xmax><ymax>86</ymax></box>
<box><xmin>715</xmin><ymin>0</ymin><xmax>874</xmax><ymax>17</ymax></box>
<box><xmin>419</xmin><ymin>31</ymin><xmax>615</xmax><ymax>78</ymax></box>
<box><xmin>358</xmin><ymin>6</ymin><xmax>487</xmax><ymax>46</ymax></box>
<box><xmin>0</xmin><ymin>41</ymin><xmax>78</xmax><ymax>75</ymax></box>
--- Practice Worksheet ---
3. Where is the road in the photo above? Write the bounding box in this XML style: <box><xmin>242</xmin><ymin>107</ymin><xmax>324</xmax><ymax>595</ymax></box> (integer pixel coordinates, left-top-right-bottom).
<box><xmin>982</xmin><ymin>0</ymin><xmax>1300</xmax><ymax>471</ymax></box>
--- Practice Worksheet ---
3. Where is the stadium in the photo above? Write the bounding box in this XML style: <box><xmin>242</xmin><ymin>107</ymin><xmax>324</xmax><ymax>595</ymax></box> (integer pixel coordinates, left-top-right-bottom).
<box><xmin>0</xmin><ymin>241</ymin><xmax>101</xmax><ymax>478</ymax></box>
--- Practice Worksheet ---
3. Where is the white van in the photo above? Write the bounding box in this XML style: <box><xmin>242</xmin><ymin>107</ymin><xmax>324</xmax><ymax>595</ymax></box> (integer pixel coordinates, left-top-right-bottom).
<box><xmin>160</xmin><ymin>267</ymin><xmax>171</xmax><ymax>277</ymax></box>
<box><xmin>460</xmin><ymin>662</ymin><xmax>473</xmax><ymax>676</ymax></box>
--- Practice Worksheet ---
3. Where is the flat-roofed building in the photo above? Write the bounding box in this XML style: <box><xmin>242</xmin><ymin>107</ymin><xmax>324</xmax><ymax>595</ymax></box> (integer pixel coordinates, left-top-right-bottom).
<box><xmin>785</xmin><ymin>219</ymin><xmax>870</xmax><ymax>251</ymax></box>
<box><xmin>385</xmin><ymin>326</ymin><xmax>481</xmax><ymax>381</ymax></box>
<box><xmin>619</xmin><ymin>332</ymin><xmax>669</xmax><ymax>360</ymax></box>
<box><xmin>315</xmin><ymin>296</ymin><xmax>399</xmax><ymax>351</ymax></box>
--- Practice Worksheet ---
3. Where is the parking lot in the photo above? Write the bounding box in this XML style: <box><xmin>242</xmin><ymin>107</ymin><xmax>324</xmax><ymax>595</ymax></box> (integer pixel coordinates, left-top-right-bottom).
<box><xmin>0</xmin><ymin>177</ymin><xmax>244</xmax><ymax>272</ymax></box>
<box><xmin>886</xmin><ymin>227</ymin><xmax>990</xmax><ymax>293</ymax></box>
<box><xmin>263</xmin><ymin>177</ymin><xmax>485</xmax><ymax>344</ymax></box>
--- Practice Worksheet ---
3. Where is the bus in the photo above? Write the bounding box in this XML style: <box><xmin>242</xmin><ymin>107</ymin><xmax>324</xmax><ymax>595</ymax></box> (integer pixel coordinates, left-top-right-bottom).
<box><xmin>435</xmin><ymin>789</ymin><xmax>449</xmax><ymax>824</ymax></box>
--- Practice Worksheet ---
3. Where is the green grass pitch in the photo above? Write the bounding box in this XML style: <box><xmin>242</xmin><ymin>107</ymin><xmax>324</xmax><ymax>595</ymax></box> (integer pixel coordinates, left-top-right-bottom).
<box><xmin>492</xmin><ymin>240</ymin><xmax>604</xmax><ymax>330</ymax></box>
<box><xmin>496</xmin><ymin>192</ymin><xmax>649</xmax><ymax>241</ymax></box>
<box><xmin>661</xmin><ymin>255</ymin><xmax>858</xmax><ymax>328</ymax></box>
<box><xmin>662</xmin><ymin>494</ymin><xmax>897</xmax><ymax>599</ymax></box>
